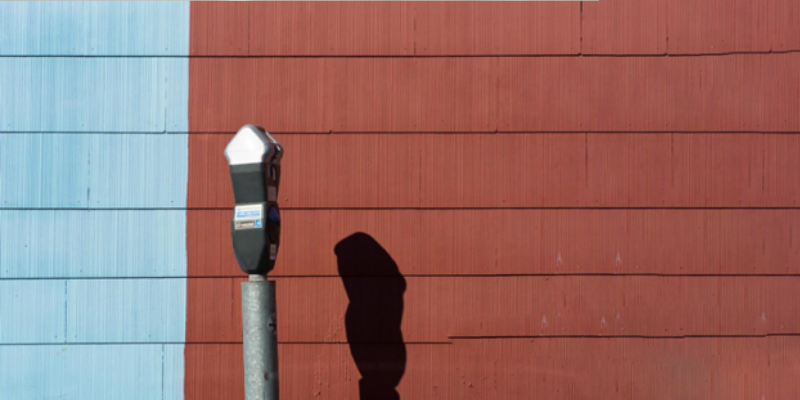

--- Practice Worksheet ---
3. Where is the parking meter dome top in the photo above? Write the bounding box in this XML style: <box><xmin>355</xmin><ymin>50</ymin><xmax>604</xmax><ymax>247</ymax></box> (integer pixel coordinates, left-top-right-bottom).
<box><xmin>224</xmin><ymin>124</ymin><xmax>281</xmax><ymax>166</ymax></box>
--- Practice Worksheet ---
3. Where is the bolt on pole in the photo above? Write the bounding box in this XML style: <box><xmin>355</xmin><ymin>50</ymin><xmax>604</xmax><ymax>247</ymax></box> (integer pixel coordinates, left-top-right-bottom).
<box><xmin>225</xmin><ymin>124</ymin><xmax>283</xmax><ymax>400</ymax></box>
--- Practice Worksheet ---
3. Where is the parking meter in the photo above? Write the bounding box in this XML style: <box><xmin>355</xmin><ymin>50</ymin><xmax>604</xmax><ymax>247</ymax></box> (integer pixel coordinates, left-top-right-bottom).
<box><xmin>224</xmin><ymin>124</ymin><xmax>283</xmax><ymax>275</ymax></box>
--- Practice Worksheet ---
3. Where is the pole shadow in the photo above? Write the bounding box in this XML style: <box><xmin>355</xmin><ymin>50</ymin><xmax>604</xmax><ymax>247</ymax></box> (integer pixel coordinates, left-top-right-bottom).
<box><xmin>335</xmin><ymin>232</ymin><xmax>407</xmax><ymax>400</ymax></box>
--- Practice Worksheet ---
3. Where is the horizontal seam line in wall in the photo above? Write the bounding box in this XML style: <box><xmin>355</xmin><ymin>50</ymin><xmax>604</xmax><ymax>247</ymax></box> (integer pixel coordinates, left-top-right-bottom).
<box><xmin>0</xmin><ymin>131</ymin><xmax>187</xmax><ymax>135</ymax></box>
<box><xmin>3</xmin><ymin>336</ymin><xmax>798</xmax><ymax>346</ymax></box>
<box><xmin>0</xmin><ymin>341</ymin><xmax>452</xmax><ymax>346</ymax></box>
<box><xmin>4</xmin><ymin>207</ymin><xmax>800</xmax><ymax>211</ymax></box>
<box><xmin>2</xmin><ymin>50</ymin><xmax>800</xmax><ymax>58</ymax></box>
<box><xmin>4</xmin><ymin>131</ymin><xmax>800</xmax><ymax>135</ymax></box>
<box><xmin>5</xmin><ymin>274</ymin><xmax>800</xmax><ymax>281</ymax></box>
<box><xmin>449</xmin><ymin>333</ymin><xmax>800</xmax><ymax>340</ymax></box>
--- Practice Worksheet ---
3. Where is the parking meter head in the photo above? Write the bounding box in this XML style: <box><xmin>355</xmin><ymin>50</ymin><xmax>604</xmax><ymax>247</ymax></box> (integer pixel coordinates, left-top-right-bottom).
<box><xmin>225</xmin><ymin>124</ymin><xmax>282</xmax><ymax>275</ymax></box>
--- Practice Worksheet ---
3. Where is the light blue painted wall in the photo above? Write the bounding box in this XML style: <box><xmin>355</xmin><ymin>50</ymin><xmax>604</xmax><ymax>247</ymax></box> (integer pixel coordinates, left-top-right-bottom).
<box><xmin>0</xmin><ymin>134</ymin><xmax>188</xmax><ymax>208</ymax></box>
<box><xmin>0</xmin><ymin>2</ymin><xmax>190</xmax><ymax>398</ymax></box>
<box><xmin>0</xmin><ymin>2</ymin><xmax>189</xmax><ymax>55</ymax></box>
<box><xmin>0</xmin><ymin>279</ymin><xmax>186</xmax><ymax>344</ymax></box>
<box><xmin>0</xmin><ymin>211</ymin><xmax>187</xmax><ymax>278</ymax></box>
<box><xmin>0</xmin><ymin>280</ymin><xmax>65</xmax><ymax>343</ymax></box>
<box><xmin>164</xmin><ymin>344</ymin><xmax>187</xmax><ymax>400</ymax></box>
<box><xmin>66</xmin><ymin>279</ymin><xmax>186</xmax><ymax>343</ymax></box>
<box><xmin>0</xmin><ymin>58</ymin><xmax>188</xmax><ymax>132</ymax></box>
<box><xmin>0</xmin><ymin>134</ymin><xmax>91</xmax><ymax>207</ymax></box>
<box><xmin>88</xmin><ymin>134</ymin><xmax>189</xmax><ymax>206</ymax></box>
<box><xmin>0</xmin><ymin>344</ymin><xmax>185</xmax><ymax>399</ymax></box>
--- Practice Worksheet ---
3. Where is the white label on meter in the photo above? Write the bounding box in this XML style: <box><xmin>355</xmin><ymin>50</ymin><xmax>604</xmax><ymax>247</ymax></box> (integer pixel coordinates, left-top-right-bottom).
<box><xmin>234</xmin><ymin>204</ymin><xmax>263</xmax><ymax>230</ymax></box>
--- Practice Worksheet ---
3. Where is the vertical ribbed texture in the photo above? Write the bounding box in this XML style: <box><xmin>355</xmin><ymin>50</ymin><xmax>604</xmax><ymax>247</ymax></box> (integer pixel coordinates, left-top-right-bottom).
<box><xmin>1</xmin><ymin>211</ymin><xmax>187</xmax><ymax>278</ymax></box>
<box><xmin>0</xmin><ymin>2</ymin><xmax>189</xmax><ymax>56</ymax></box>
<box><xmin>0</xmin><ymin>58</ymin><xmax>187</xmax><ymax>132</ymax></box>
<box><xmin>583</xmin><ymin>0</ymin><xmax>800</xmax><ymax>55</ymax></box>
<box><xmin>0</xmin><ymin>280</ymin><xmax>65</xmax><ymax>343</ymax></box>
<box><xmin>187</xmin><ymin>56</ymin><xmax>800</xmax><ymax>133</ymax></box>
<box><xmin>185</xmin><ymin>276</ymin><xmax>800</xmax><ymax>343</ymax></box>
<box><xmin>182</xmin><ymin>133</ymin><xmax>800</xmax><ymax>208</ymax></box>
<box><xmin>185</xmin><ymin>2</ymin><xmax>800</xmax><ymax>399</ymax></box>
<box><xmin>188</xmin><ymin>209</ymin><xmax>800</xmax><ymax>277</ymax></box>
<box><xmin>0</xmin><ymin>2</ymin><xmax>189</xmax><ymax>399</ymax></box>
<box><xmin>0</xmin><ymin>345</ymin><xmax>182</xmax><ymax>399</ymax></box>
<box><xmin>191</xmin><ymin>3</ymin><xmax>581</xmax><ymax>56</ymax></box>
<box><xmin>66</xmin><ymin>279</ymin><xmax>187</xmax><ymax>343</ymax></box>
<box><xmin>1</xmin><ymin>134</ymin><xmax>188</xmax><ymax>208</ymax></box>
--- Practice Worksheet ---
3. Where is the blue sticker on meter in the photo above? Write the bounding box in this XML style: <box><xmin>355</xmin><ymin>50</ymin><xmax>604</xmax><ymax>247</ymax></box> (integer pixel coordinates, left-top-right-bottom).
<box><xmin>236</xmin><ymin>210</ymin><xmax>261</xmax><ymax>219</ymax></box>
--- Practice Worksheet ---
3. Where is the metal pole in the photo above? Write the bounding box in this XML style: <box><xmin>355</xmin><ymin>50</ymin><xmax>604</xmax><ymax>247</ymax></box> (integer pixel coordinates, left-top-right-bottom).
<box><xmin>242</xmin><ymin>275</ymin><xmax>279</xmax><ymax>400</ymax></box>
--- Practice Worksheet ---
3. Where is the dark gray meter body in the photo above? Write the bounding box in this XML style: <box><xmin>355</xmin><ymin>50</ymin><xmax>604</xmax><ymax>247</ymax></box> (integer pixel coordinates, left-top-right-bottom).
<box><xmin>225</xmin><ymin>125</ymin><xmax>283</xmax><ymax>275</ymax></box>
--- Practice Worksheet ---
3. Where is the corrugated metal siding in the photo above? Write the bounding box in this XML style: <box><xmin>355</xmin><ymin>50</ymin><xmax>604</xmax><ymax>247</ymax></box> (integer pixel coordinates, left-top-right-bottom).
<box><xmin>566</xmin><ymin>0</ymin><xmax>800</xmax><ymax>56</ymax></box>
<box><xmin>0</xmin><ymin>345</ymin><xmax>185</xmax><ymax>399</ymax></box>
<box><xmin>1</xmin><ymin>211</ymin><xmax>186</xmax><ymax>278</ymax></box>
<box><xmin>65</xmin><ymin>279</ymin><xmax>186</xmax><ymax>343</ymax></box>
<box><xmin>186</xmin><ymin>276</ymin><xmax>800</xmax><ymax>343</ymax></box>
<box><xmin>187</xmin><ymin>2</ymin><xmax>800</xmax><ymax>399</ymax></box>
<box><xmin>0</xmin><ymin>280</ymin><xmax>66</xmax><ymax>343</ymax></box>
<box><xmin>0</xmin><ymin>2</ymin><xmax>189</xmax><ymax>56</ymax></box>
<box><xmin>188</xmin><ymin>56</ymin><xmax>800</xmax><ymax>133</ymax></box>
<box><xmin>0</xmin><ymin>279</ymin><xmax>186</xmax><ymax>344</ymax></box>
<box><xmin>1</xmin><ymin>134</ymin><xmax>188</xmax><ymax>208</ymax></box>
<box><xmin>0</xmin><ymin>2</ymin><xmax>189</xmax><ymax>399</ymax></box>
<box><xmin>0</xmin><ymin>58</ymin><xmax>187</xmax><ymax>133</ymax></box>
<box><xmin>186</xmin><ymin>0</ymin><xmax>800</xmax><ymax>400</ymax></box>
<box><xmin>189</xmin><ymin>133</ymin><xmax>800</xmax><ymax>208</ymax></box>
<box><xmin>185</xmin><ymin>337</ymin><xmax>800</xmax><ymax>400</ymax></box>
<box><xmin>191</xmin><ymin>0</ymin><xmax>800</xmax><ymax>57</ymax></box>
<box><xmin>187</xmin><ymin>209</ymin><xmax>800</xmax><ymax>277</ymax></box>
<box><xmin>191</xmin><ymin>2</ymin><xmax>580</xmax><ymax>56</ymax></box>
<box><xmin>665</xmin><ymin>0</ymin><xmax>800</xmax><ymax>54</ymax></box>
<box><xmin>582</xmin><ymin>0</ymin><xmax>668</xmax><ymax>54</ymax></box>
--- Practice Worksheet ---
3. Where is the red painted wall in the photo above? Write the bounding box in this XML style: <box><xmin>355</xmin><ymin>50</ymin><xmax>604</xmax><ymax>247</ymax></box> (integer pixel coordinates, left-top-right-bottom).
<box><xmin>186</xmin><ymin>2</ymin><xmax>800</xmax><ymax>399</ymax></box>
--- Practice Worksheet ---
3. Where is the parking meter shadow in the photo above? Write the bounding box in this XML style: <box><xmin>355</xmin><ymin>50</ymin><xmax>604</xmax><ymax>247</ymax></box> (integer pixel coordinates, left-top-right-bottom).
<box><xmin>335</xmin><ymin>232</ymin><xmax>407</xmax><ymax>400</ymax></box>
